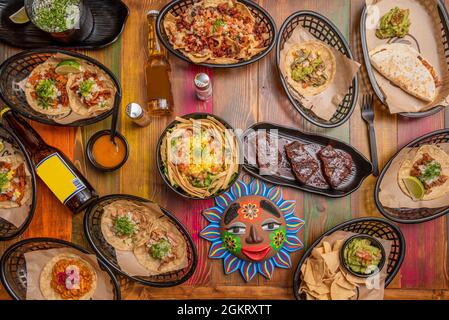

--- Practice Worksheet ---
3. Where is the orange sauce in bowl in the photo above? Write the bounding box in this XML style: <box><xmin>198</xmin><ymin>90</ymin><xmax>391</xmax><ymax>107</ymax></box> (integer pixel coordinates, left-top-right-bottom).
<box><xmin>92</xmin><ymin>134</ymin><xmax>127</xmax><ymax>169</ymax></box>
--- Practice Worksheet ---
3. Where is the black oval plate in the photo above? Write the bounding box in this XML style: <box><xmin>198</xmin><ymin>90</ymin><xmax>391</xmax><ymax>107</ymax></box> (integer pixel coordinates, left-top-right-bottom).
<box><xmin>84</xmin><ymin>194</ymin><xmax>198</xmax><ymax>287</ymax></box>
<box><xmin>156</xmin><ymin>112</ymin><xmax>241</xmax><ymax>200</ymax></box>
<box><xmin>242</xmin><ymin>122</ymin><xmax>372</xmax><ymax>198</ymax></box>
<box><xmin>292</xmin><ymin>217</ymin><xmax>405</xmax><ymax>300</ymax></box>
<box><xmin>375</xmin><ymin>128</ymin><xmax>449</xmax><ymax>224</ymax></box>
<box><xmin>156</xmin><ymin>0</ymin><xmax>276</xmax><ymax>68</ymax></box>
<box><xmin>0</xmin><ymin>123</ymin><xmax>36</xmax><ymax>241</ymax></box>
<box><xmin>0</xmin><ymin>48</ymin><xmax>122</xmax><ymax>127</ymax></box>
<box><xmin>360</xmin><ymin>2</ymin><xmax>449</xmax><ymax>118</ymax></box>
<box><xmin>0</xmin><ymin>0</ymin><xmax>129</xmax><ymax>49</ymax></box>
<box><xmin>276</xmin><ymin>11</ymin><xmax>359</xmax><ymax>128</ymax></box>
<box><xmin>0</xmin><ymin>237</ymin><xmax>121</xmax><ymax>300</ymax></box>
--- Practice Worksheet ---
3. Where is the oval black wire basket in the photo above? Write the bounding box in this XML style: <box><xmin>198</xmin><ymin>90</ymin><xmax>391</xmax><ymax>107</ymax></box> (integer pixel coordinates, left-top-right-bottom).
<box><xmin>0</xmin><ymin>237</ymin><xmax>121</xmax><ymax>300</ymax></box>
<box><xmin>0</xmin><ymin>48</ymin><xmax>122</xmax><ymax>127</ymax></box>
<box><xmin>156</xmin><ymin>0</ymin><xmax>277</xmax><ymax>68</ymax></box>
<box><xmin>0</xmin><ymin>123</ymin><xmax>37</xmax><ymax>241</ymax></box>
<box><xmin>360</xmin><ymin>1</ymin><xmax>449</xmax><ymax>118</ymax></box>
<box><xmin>375</xmin><ymin>129</ymin><xmax>449</xmax><ymax>224</ymax></box>
<box><xmin>84</xmin><ymin>194</ymin><xmax>198</xmax><ymax>287</ymax></box>
<box><xmin>276</xmin><ymin>11</ymin><xmax>359</xmax><ymax>128</ymax></box>
<box><xmin>292</xmin><ymin>217</ymin><xmax>405</xmax><ymax>300</ymax></box>
<box><xmin>156</xmin><ymin>112</ymin><xmax>241</xmax><ymax>200</ymax></box>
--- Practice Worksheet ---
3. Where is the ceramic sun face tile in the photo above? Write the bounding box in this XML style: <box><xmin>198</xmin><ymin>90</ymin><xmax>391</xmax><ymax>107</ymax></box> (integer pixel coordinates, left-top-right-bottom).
<box><xmin>200</xmin><ymin>178</ymin><xmax>305</xmax><ymax>282</ymax></box>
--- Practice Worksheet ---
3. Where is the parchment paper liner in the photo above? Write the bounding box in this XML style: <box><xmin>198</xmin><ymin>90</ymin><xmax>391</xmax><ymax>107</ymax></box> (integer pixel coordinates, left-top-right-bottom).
<box><xmin>0</xmin><ymin>139</ymin><xmax>32</xmax><ymax>228</ymax></box>
<box><xmin>25</xmin><ymin>248</ymin><xmax>115</xmax><ymax>300</ymax></box>
<box><xmin>279</xmin><ymin>26</ymin><xmax>360</xmax><ymax>121</ymax></box>
<box><xmin>379</xmin><ymin>143</ymin><xmax>449</xmax><ymax>208</ymax></box>
<box><xmin>365</xmin><ymin>0</ymin><xmax>449</xmax><ymax>113</ymax></box>
<box><xmin>301</xmin><ymin>230</ymin><xmax>392</xmax><ymax>300</ymax></box>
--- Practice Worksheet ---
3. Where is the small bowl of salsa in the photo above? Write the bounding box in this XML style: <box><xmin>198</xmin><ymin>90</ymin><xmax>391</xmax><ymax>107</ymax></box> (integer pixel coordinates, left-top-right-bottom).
<box><xmin>86</xmin><ymin>130</ymin><xmax>129</xmax><ymax>172</ymax></box>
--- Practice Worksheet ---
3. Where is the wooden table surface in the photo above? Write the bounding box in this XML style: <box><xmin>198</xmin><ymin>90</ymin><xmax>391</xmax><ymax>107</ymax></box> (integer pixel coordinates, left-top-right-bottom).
<box><xmin>1</xmin><ymin>0</ymin><xmax>449</xmax><ymax>300</ymax></box>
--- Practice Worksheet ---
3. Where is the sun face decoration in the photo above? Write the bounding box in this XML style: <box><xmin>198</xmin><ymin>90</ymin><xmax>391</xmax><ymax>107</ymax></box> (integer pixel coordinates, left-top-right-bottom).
<box><xmin>200</xmin><ymin>178</ymin><xmax>304</xmax><ymax>282</ymax></box>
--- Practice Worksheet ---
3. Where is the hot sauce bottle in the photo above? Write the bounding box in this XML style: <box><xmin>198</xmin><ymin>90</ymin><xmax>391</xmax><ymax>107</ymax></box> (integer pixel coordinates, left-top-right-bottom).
<box><xmin>1</xmin><ymin>108</ymin><xmax>98</xmax><ymax>213</ymax></box>
<box><xmin>146</xmin><ymin>10</ymin><xmax>174</xmax><ymax>116</ymax></box>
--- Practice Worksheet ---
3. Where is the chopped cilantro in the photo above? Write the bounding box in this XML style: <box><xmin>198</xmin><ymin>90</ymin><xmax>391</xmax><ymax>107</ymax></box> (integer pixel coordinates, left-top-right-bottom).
<box><xmin>0</xmin><ymin>173</ymin><xmax>9</xmax><ymax>190</ymax></box>
<box><xmin>149</xmin><ymin>239</ymin><xmax>171</xmax><ymax>260</ymax></box>
<box><xmin>79</xmin><ymin>79</ymin><xmax>95</xmax><ymax>97</ymax></box>
<box><xmin>419</xmin><ymin>161</ymin><xmax>442</xmax><ymax>183</ymax></box>
<box><xmin>35</xmin><ymin>79</ymin><xmax>57</xmax><ymax>109</ymax></box>
<box><xmin>212</xmin><ymin>19</ymin><xmax>226</xmax><ymax>33</ymax></box>
<box><xmin>113</xmin><ymin>216</ymin><xmax>136</xmax><ymax>237</ymax></box>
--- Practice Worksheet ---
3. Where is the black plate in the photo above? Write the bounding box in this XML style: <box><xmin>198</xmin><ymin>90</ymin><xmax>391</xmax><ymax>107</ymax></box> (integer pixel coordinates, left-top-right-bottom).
<box><xmin>292</xmin><ymin>217</ymin><xmax>405</xmax><ymax>300</ymax></box>
<box><xmin>156</xmin><ymin>0</ymin><xmax>276</xmax><ymax>68</ymax></box>
<box><xmin>375</xmin><ymin>129</ymin><xmax>449</xmax><ymax>224</ymax></box>
<box><xmin>276</xmin><ymin>11</ymin><xmax>359</xmax><ymax>128</ymax></box>
<box><xmin>0</xmin><ymin>48</ymin><xmax>122</xmax><ymax>127</ymax></box>
<box><xmin>84</xmin><ymin>194</ymin><xmax>198</xmax><ymax>287</ymax></box>
<box><xmin>0</xmin><ymin>0</ymin><xmax>129</xmax><ymax>49</ymax></box>
<box><xmin>0</xmin><ymin>237</ymin><xmax>121</xmax><ymax>300</ymax></box>
<box><xmin>0</xmin><ymin>123</ymin><xmax>36</xmax><ymax>241</ymax></box>
<box><xmin>242</xmin><ymin>122</ymin><xmax>372</xmax><ymax>198</ymax></box>
<box><xmin>156</xmin><ymin>112</ymin><xmax>241</xmax><ymax>200</ymax></box>
<box><xmin>360</xmin><ymin>1</ymin><xmax>449</xmax><ymax>118</ymax></box>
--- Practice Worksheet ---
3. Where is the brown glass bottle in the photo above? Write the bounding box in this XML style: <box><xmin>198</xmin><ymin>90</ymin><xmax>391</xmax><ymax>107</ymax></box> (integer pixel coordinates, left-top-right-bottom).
<box><xmin>1</xmin><ymin>109</ymin><xmax>98</xmax><ymax>213</ymax></box>
<box><xmin>146</xmin><ymin>10</ymin><xmax>174</xmax><ymax>116</ymax></box>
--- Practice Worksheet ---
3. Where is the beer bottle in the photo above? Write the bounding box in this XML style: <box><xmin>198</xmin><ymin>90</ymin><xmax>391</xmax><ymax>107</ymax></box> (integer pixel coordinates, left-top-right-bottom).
<box><xmin>146</xmin><ymin>10</ymin><xmax>174</xmax><ymax>116</ymax></box>
<box><xmin>0</xmin><ymin>108</ymin><xmax>98</xmax><ymax>213</ymax></box>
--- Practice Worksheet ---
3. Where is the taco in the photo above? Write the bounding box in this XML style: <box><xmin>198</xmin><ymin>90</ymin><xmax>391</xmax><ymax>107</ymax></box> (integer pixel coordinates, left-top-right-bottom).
<box><xmin>284</xmin><ymin>41</ymin><xmax>337</xmax><ymax>97</ymax></box>
<box><xmin>100</xmin><ymin>200</ymin><xmax>158</xmax><ymax>251</ymax></box>
<box><xmin>67</xmin><ymin>62</ymin><xmax>116</xmax><ymax>116</ymax></box>
<box><xmin>39</xmin><ymin>253</ymin><xmax>97</xmax><ymax>300</ymax></box>
<box><xmin>398</xmin><ymin>145</ymin><xmax>449</xmax><ymax>201</ymax></box>
<box><xmin>0</xmin><ymin>154</ymin><xmax>32</xmax><ymax>208</ymax></box>
<box><xmin>133</xmin><ymin>217</ymin><xmax>188</xmax><ymax>275</ymax></box>
<box><xmin>25</xmin><ymin>58</ymin><xmax>71</xmax><ymax>117</ymax></box>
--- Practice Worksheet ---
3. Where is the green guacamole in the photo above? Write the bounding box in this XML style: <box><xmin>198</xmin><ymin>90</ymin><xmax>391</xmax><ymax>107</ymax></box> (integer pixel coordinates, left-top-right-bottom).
<box><xmin>343</xmin><ymin>238</ymin><xmax>383</xmax><ymax>275</ymax></box>
<box><xmin>149</xmin><ymin>239</ymin><xmax>172</xmax><ymax>260</ymax></box>
<box><xmin>376</xmin><ymin>7</ymin><xmax>411</xmax><ymax>39</ymax></box>
<box><xmin>290</xmin><ymin>49</ymin><xmax>327</xmax><ymax>87</ymax></box>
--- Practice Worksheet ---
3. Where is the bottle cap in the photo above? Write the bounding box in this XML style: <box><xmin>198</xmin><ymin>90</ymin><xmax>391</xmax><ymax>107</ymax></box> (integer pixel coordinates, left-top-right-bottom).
<box><xmin>125</xmin><ymin>103</ymin><xmax>143</xmax><ymax>119</ymax></box>
<box><xmin>194</xmin><ymin>73</ymin><xmax>210</xmax><ymax>89</ymax></box>
<box><xmin>147</xmin><ymin>10</ymin><xmax>159</xmax><ymax>16</ymax></box>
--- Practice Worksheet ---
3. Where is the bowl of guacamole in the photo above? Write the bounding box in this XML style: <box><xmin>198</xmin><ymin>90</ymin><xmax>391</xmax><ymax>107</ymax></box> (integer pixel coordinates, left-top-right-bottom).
<box><xmin>340</xmin><ymin>235</ymin><xmax>386</xmax><ymax>278</ymax></box>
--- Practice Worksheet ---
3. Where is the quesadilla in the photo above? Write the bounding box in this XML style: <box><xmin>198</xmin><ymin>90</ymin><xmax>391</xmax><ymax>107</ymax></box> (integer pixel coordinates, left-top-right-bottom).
<box><xmin>369</xmin><ymin>43</ymin><xmax>440</xmax><ymax>102</ymax></box>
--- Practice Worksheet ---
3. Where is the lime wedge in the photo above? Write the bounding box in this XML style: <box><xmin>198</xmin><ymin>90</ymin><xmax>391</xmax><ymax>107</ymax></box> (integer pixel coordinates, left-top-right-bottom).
<box><xmin>9</xmin><ymin>7</ymin><xmax>30</xmax><ymax>24</ymax></box>
<box><xmin>403</xmin><ymin>176</ymin><xmax>425</xmax><ymax>200</ymax></box>
<box><xmin>55</xmin><ymin>60</ymin><xmax>81</xmax><ymax>75</ymax></box>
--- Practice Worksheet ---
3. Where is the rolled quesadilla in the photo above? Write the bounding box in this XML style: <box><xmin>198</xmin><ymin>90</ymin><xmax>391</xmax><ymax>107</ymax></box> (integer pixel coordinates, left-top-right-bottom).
<box><xmin>369</xmin><ymin>43</ymin><xmax>440</xmax><ymax>102</ymax></box>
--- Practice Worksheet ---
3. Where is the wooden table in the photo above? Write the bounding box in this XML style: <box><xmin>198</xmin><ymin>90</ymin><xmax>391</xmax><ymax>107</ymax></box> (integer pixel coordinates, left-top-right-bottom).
<box><xmin>1</xmin><ymin>0</ymin><xmax>449</xmax><ymax>300</ymax></box>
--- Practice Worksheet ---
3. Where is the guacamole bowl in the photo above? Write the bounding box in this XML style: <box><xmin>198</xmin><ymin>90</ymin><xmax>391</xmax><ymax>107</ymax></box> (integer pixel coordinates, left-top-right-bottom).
<box><xmin>340</xmin><ymin>234</ymin><xmax>386</xmax><ymax>279</ymax></box>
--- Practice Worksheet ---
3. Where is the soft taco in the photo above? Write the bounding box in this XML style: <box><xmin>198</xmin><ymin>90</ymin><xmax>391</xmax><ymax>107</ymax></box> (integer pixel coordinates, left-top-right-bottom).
<box><xmin>284</xmin><ymin>41</ymin><xmax>337</xmax><ymax>97</ymax></box>
<box><xmin>25</xmin><ymin>58</ymin><xmax>71</xmax><ymax>117</ymax></box>
<box><xmin>133</xmin><ymin>217</ymin><xmax>188</xmax><ymax>275</ymax></box>
<box><xmin>101</xmin><ymin>200</ymin><xmax>160</xmax><ymax>251</ymax></box>
<box><xmin>0</xmin><ymin>154</ymin><xmax>32</xmax><ymax>209</ymax></box>
<box><xmin>39</xmin><ymin>253</ymin><xmax>97</xmax><ymax>300</ymax></box>
<box><xmin>67</xmin><ymin>62</ymin><xmax>116</xmax><ymax>116</ymax></box>
<box><xmin>398</xmin><ymin>145</ymin><xmax>449</xmax><ymax>201</ymax></box>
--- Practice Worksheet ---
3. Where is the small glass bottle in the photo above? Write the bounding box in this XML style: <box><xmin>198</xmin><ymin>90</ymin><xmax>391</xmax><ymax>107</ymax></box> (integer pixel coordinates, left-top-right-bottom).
<box><xmin>194</xmin><ymin>73</ymin><xmax>213</xmax><ymax>101</ymax></box>
<box><xmin>125</xmin><ymin>102</ymin><xmax>152</xmax><ymax>127</ymax></box>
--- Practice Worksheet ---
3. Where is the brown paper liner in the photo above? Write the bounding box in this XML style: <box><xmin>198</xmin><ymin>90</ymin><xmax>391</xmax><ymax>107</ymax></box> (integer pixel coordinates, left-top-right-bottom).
<box><xmin>365</xmin><ymin>0</ymin><xmax>449</xmax><ymax>113</ymax></box>
<box><xmin>0</xmin><ymin>139</ymin><xmax>32</xmax><ymax>228</ymax></box>
<box><xmin>279</xmin><ymin>26</ymin><xmax>360</xmax><ymax>121</ymax></box>
<box><xmin>306</xmin><ymin>230</ymin><xmax>392</xmax><ymax>300</ymax></box>
<box><xmin>379</xmin><ymin>143</ymin><xmax>449</xmax><ymax>208</ymax></box>
<box><xmin>25</xmin><ymin>248</ymin><xmax>115</xmax><ymax>300</ymax></box>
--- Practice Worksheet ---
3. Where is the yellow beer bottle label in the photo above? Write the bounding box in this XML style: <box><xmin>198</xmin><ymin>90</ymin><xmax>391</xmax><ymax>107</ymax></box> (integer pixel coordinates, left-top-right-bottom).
<box><xmin>36</xmin><ymin>153</ymin><xmax>86</xmax><ymax>204</ymax></box>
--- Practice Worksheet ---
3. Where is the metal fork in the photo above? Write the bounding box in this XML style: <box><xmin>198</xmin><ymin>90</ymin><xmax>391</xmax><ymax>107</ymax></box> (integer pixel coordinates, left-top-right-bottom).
<box><xmin>361</xmin><ymin>94</ymin><xmax>379</xmax><ymax>177</ymax></box>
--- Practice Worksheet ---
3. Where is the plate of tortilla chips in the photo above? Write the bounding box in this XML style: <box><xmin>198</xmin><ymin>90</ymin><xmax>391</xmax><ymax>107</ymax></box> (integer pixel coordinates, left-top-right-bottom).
<box><xmin>293</xmin><ymin>218</ymin><xmax>405</xmax><ymax>300</ymax></box>
<box><xmin>156</xmin><ymin>0</ymin><xmax>276</xmax><ymax>68</ymax></box>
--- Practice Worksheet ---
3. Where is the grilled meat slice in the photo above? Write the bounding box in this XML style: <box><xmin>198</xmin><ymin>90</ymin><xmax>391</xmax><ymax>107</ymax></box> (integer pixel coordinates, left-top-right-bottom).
<box><xmin>317</xmin><ymin>145</ymin><xmax>353</xmax><ymax>188</ymax></box>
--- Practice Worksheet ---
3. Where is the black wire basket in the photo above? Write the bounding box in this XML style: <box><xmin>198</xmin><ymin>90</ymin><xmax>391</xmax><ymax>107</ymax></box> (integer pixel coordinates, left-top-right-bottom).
<box><xmin>375</xmin><ymin>129</ymin><xmax>449</xmax><ymax>224</ymax></box>
<box><xmin>0</xmin><ymin>123</ymin><xmax>37</xmax><ymax>241</ymax></box>
<box><xmin>0</xmin><ymin>237</ymin><xmax>121</xmax><ymax>300</ymax></box>
<box><xmin>292</xmin><ymin>217</ymin><xmax>405</xmax><ymax>300</ymax></box>
<box><xmin>156</xmin><ymin>0</ymin><xmax>277</xmax><ymax>68</ymax></box>
<box><xmin>360</xmin><ymin>1</ymin><xmax>449</xmax><ymax>118</ymax></box>
<box><xmin>276</xmin><ymin>11</ymin><xmax>359</xmax><ymax>128</ymax></box>
<box><xmin>84</xmin><ymin>194</ymin><xmax>198</xmax><ymax>287</ymax></box>
<box><xmin>0</xmin><ymin>48</ymin><xmax>122</xmax><ymax>127</ymax></box>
